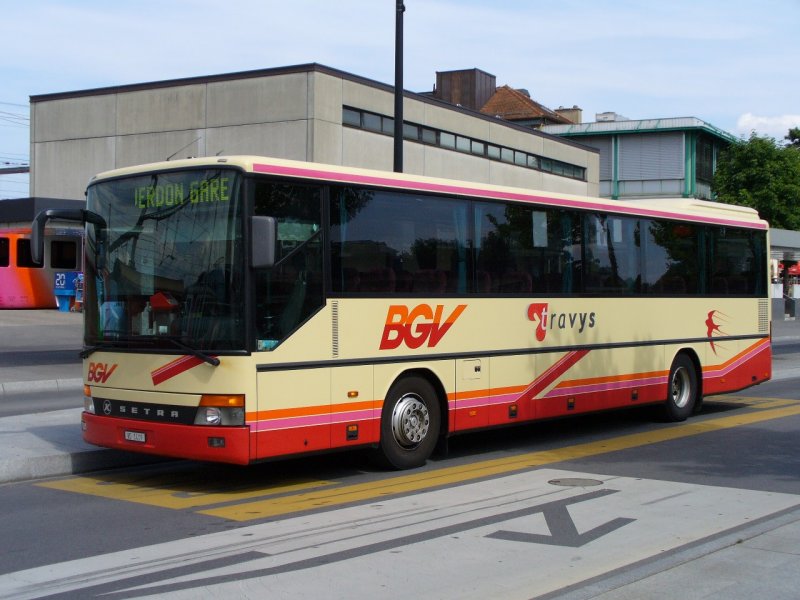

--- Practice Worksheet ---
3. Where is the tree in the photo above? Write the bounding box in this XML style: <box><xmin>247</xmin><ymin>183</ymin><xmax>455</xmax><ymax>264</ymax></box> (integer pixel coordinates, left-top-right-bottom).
<box><xmin>786</xmin><ymin>127</ymin><xmax>800</xmax><ymax>149</ymax></box>
<box><xmin>713</xmin><ymin>131</ymin><xmax>800</xmax><ymax>230</ymax></box>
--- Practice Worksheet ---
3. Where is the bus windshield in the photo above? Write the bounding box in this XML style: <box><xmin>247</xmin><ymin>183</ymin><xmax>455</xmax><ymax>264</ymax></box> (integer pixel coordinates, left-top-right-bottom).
<box><xmin>84</xmin><ymin>168</ymin><xmax>245</xmax><ymax>351</ymax></box>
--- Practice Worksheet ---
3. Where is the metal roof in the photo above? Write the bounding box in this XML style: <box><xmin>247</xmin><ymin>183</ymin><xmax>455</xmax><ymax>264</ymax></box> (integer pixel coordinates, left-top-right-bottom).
<box><xmin>542</xmin><ymin>117</ymin><xmax>738</xmax><ymax>143</ymax></box>
<box><xmin>0</xmin><ymin>197</ymin><xmax>84</xmax><ymax>226</ymax></box>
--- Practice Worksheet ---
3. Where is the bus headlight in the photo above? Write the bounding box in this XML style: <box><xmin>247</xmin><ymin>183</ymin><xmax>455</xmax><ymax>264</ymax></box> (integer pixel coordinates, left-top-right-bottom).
<box><xmin>194</xmin><ymin>394</ymin><xmax>245</xmax><ymax>426</ymax></box>
<box><xmin>84</xmin><ymin>385</ymin><xmax>95</xmax><ymax>414</ymax></box>
<box><xmin>200</xmin><ymin>407</ymin><xmax>222</xmax><ymax>425</ymax></box>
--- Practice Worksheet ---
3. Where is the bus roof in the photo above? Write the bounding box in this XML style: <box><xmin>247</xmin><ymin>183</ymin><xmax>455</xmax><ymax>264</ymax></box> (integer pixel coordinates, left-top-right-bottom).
<box><xmin>89</xmin><ymin>156</ymin><xmax>768</xmax><ymax>231</ymax></box>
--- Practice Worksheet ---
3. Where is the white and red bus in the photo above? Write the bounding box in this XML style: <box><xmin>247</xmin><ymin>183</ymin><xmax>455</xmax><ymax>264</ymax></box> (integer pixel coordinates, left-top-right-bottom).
<box><xmin>33</xmin><ymin>156</ymin><xmax>771</xmax><ymax>469</ymax></box>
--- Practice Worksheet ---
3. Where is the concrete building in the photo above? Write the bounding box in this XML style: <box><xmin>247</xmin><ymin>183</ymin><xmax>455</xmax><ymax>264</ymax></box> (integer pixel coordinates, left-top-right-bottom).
<box><xmin>542</xmin><ymin>113</ymin><xmax>736</xmax><ymax>201</ymax></box>
<box><xmin>28</xmin><ymin>63</ymin><xmax>599</xmax><ymax>201</ymax></box>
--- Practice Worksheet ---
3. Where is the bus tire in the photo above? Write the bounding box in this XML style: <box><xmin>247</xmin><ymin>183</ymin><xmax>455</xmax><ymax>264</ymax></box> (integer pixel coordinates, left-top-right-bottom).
<box><xmin>377</xmin><ymin>375</ymin><xmax>441</xmax><ymax>470</ymax></box>
<box><xmin>662</xmin><ymin>354</ymin><xmax>698</xmax><ymax>422</ymax></box>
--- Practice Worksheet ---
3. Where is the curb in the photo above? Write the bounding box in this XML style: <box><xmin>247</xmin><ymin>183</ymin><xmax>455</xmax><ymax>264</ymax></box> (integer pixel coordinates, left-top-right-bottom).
<box><xmin>0</xmin><ymin>448</ymin><xmax>165</xmax><ymax>485</ymax></box>
<box><xmin>0</xmin><ymin>378</ymin><xmax>83</xmax><ymax>398</ymax></box>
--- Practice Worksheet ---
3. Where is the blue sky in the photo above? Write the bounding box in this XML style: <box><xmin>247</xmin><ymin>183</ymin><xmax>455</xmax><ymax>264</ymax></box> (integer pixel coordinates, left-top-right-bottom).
<box><xmin>1</xmin><ymin>0</ymin><xmax>799</xmax><ymax>199</ymax></box>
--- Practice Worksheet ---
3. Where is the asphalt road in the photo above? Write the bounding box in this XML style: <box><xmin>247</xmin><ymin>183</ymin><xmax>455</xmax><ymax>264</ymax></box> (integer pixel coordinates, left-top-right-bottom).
<box><xmin>0</xmin><ymin>376</ymin><xmax>798</xmax><ymax>599</ymax></box>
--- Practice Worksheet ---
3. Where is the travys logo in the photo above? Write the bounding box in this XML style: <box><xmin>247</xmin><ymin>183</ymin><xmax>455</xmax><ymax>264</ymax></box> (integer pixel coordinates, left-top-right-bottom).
<box><xmin>380</xmin><ymin>304</ymin><xmax>467</xmax><ymax>350</ymax></box>
<box><xmin>527</xmin><ymin>303</ymin><xmax>596</xmax><ymax>342</ymax></box>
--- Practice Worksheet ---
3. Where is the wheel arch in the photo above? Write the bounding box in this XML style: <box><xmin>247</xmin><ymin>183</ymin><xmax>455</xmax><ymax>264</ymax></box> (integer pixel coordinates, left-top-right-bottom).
<box><xmin>670</xmin><ymin>347</ymin><xmax>703</xmax><ymax>400</ymax></box>
<box><xmin>388</xmin><ymin>367</ymin><xmax>449</xmax><ymax>438</ymax></box>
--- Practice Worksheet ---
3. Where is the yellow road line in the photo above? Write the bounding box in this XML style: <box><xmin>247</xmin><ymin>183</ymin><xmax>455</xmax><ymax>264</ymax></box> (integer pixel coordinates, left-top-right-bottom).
<box><xmin>39</xmin><ymin>476</ymin><xmax>333</xmax><ymax>509</ymax></box>
<box><xmin>202</xmin><ymin>402</ymin><xmax>800</xmax><ymax>521</ymax></box>
<box><xmin>707</xmin><ymin>395</ymin><xmax>798</xmax><ymax>409</ymax></box>
<box><xmin>37</xmin><ymin>397</ymin><xmax>800</xmax><ymax>518</ymax></box>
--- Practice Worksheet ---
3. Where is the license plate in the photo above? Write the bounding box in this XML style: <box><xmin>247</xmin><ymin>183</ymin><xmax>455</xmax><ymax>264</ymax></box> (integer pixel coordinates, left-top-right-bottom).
<box><xmin>124</xmin><ymin>430</ymin><xmax>146</xmax><ymax>443</ymax></box>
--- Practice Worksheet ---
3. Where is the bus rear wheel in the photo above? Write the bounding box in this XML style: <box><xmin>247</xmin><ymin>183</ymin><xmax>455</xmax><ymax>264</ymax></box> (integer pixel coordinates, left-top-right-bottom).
<box><xmin>377</xmin><ymin>376</ymin><xmax>441</xmax><ymax>470</ymax></box>
<box><xmin>662</xmin><ymin>354</ymin><xmax>698</xmax><ymax>422</ymax></box>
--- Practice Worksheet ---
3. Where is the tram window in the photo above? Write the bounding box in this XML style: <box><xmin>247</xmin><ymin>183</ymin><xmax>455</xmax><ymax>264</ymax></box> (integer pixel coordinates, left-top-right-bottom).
<box><xmin>51</xmin><ymin>240</ymin><xmax>78</xmax><ymax>269</ymax></box>
<box><xmin>0</xmin><ymin>238</ymin><xmax>8</xmax><ymax>267</ymax></box>
<box><xmin>16</xmin><ymin>239</ymin><xmax>43</xmax><ymax>269</ymax></box>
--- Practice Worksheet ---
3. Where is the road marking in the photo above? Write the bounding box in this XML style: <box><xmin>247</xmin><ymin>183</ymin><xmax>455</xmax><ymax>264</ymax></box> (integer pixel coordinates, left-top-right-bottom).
<box><xmin>9</xmin><ymin>469</ymin><xmax>800</xmax><ymax>600</ymax></box>
<box><xmin>36</xmin><ymin>396</ymin><xmax>800</xmax><ymax>520</ymax></box>
<box><xmin>204</xmin><ymin>398</ymin><xmax>800</xmax><ymax>521</ymax></box>
<box><xmin>486</xmin><ymin>488</ymin><xmax>636</xmax><ymax>547</ymax></box>
<box><xmin>39</xmin><ymin>475</ymin><xmax>333</xmax><ymax>509</ymax></box>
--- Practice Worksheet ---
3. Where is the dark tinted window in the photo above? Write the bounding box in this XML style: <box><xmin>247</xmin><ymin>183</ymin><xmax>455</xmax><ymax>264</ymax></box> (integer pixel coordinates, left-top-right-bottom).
<box><xmin>50</xmin><ymin>240</ymin><xmax>79</xmax><ymax>269</ymax></box>
<box><xmin>253</xmin><ymin>181</ymin><xmax>324</xmax><ymax>344</ymax></box>
<box><xmin>709</xmin><ymin>227</ymin><xmax>766</xmax><ymax>296</ymax></box>
<box><xmin>16</xmin><ymin>239</ymin><xmax>42</xmax><ymax>268</ymax></box>
<box><xmin>584</xmin><ymin>214</ymin><xmax>640</xmax><ymax>294</ymax></box>
<box><xmin>0</xmin><ymin>238</ymin><xmax>8</xmax><ymax>267</ymax></box>
<box><xmin>475</xmin><ymin>203</ymin><xmax>581</xmax><ymax>294</ymax></box>
<box><xmin>331</xmin><ymin>189</ymin><xmax>469</xmax><ymax>295</ymax></box>
<box><xmin>642</xmin><ymin>221</ymin><xmax>699</xmax><ymax>295</ymax></box>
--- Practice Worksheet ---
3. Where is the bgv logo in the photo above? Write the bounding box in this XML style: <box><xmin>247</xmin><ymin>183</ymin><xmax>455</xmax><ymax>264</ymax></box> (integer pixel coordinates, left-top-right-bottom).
<box><xmin>380</xmin><ymin>304</ymin><xmax>467</xmax><ymax>350</ymax></box>
<box><xmin>88</xmin><ymin>362</ymin><xmax>118</xmax><ymax>383</ymax></box>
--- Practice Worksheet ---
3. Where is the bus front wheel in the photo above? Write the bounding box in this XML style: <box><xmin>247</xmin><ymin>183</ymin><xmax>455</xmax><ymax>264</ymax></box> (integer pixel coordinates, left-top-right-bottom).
<box><xmin>378</xmin><ymin>376</ymin><xmax>441</xmax><ymax>470</ymax></box>
<box><xmin>662</xmin><ymin>354</ymin><xmax>698</xmax><ymax>422</ymax></box>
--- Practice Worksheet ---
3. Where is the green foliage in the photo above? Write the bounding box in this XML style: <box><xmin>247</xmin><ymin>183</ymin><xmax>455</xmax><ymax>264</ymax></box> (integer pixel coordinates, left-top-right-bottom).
<box><xmin>786</xmin><ymin>127</ymin><xmax>800</xmax><ymax>148</ymax></box>
<box><xmin>713</xmin><ymin>131</ymin><xmax>800</xmax><ymax>230</ymax></box>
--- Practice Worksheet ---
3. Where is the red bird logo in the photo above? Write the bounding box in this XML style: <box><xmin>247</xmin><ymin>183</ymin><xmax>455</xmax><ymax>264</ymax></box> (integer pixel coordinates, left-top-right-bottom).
<box><xmin>705</xmin><ymin>310</ymin><xmax>726</xmax><ymax>354</ymax></box>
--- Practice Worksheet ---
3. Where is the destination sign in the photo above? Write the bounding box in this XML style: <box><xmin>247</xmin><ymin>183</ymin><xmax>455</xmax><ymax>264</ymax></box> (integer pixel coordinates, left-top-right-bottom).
<box><xmin>133</xmin><ymin>177</ymin><xmax>231</xmax><ymax>209</ymax></box>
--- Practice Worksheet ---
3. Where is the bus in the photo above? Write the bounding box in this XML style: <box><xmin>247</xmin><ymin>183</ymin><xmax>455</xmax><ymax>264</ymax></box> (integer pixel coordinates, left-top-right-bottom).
<box><xmin>32</xmin><ymin>156</ymin><xmax>771</xmax><ymax>469</ymax></box>
<box><xmin>0</xmin><ymin>226</ymin><xmax>83</xmax><ymax>309</ymax></box>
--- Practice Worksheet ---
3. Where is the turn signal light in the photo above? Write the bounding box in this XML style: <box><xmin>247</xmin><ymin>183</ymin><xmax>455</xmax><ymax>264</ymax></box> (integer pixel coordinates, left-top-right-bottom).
<box><xmin>200</xmin><ymin>394</ymin><xmax>244</xmax><ymax>407</ymax></box>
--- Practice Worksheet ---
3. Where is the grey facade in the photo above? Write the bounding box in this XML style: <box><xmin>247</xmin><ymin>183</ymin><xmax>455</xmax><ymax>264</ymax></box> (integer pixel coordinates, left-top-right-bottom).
<box><xmin>29</xmin><ymin>64</ymin><xmax>599</xmax><ymax>201</ymax></box>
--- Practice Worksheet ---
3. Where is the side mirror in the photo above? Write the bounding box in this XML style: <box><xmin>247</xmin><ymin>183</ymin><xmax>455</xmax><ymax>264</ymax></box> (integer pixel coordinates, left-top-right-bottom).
<box><xmin>251</xmin><ymin>216</ymin><xmax>277</xmax><ymax>269</ymax></box>
<box><xmin>31</xmin><ymin>209</ymin><xmax>102</xmax><ymax>264</ymax></box>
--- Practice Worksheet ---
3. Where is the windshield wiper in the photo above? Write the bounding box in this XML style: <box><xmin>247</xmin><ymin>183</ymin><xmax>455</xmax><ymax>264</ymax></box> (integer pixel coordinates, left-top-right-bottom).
<box><xmin>163</xmin><ymin>337</ymin><xmax>220</xmax><ymax>367</ymax></box>
<box><xmin>80</xmin><ymin>344</ymin><xmax>112</xmax><ymax>359</ymax></box>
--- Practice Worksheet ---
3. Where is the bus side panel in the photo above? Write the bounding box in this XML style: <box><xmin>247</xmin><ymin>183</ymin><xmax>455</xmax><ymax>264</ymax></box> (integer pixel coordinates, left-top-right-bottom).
<box><xmin>484</xmin><ymin>355</ymin><xmax>535</xmax><ymax>428</ymax></box>
<box><xmin>454</xmin><ymin>357</ymin><xmax>491</xmax><ymax>431</ymax></box>
<box><xmin>543</xmin><ymin>345</ymin><xmax>668</xmax><ymax>416</ymax></box>
<box><xmin>702</xmin><ymin>337</ymin><xmax>771</xmax><ymax>396</ymax></box>
<box><xmin>329</xmin><ymin>365</ymin><xmax>379</xmax><ymax>449</ymax></box>
<box><xmin>253</xmin><ymin>368</ymin><xmax>331</xmax><ymax>459</ymax></box>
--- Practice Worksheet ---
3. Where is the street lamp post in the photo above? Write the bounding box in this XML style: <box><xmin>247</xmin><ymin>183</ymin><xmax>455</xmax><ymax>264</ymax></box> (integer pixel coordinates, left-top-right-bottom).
<box><xmin>394</xmin><ymin>1</ymin><xmax>405</xmax><ymax>173</ymax></box>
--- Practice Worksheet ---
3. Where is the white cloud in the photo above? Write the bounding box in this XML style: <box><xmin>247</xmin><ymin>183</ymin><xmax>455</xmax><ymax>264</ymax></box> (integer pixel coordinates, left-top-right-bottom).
<box><xmin>735</xmin><ymin>113</ymin><xmax>800</xmax><ymax>140</ymax></box>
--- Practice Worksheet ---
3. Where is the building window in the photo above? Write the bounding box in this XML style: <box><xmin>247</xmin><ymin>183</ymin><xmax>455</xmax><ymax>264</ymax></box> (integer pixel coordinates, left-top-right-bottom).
<box><xmin>342</xmin><ymin>107</ymin><xmax>361</xmax><ymax>127</ymax></box>
<box><xmin>342</xmin><ymin>106</ymin><xmax>587</xmax><ymax>181</ymax></box>
<box><xmin>403</xmin><ymin>123</ymin><xmax>419</xmax><ymax>140</ymax></box>
<box><xmin>440</xmin><ymin>132</ymin><xmax>456</xmax><ymax>149</ymax></box>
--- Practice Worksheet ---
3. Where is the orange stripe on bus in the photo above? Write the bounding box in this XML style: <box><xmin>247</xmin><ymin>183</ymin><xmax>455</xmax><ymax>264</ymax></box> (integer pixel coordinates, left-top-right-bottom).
<box><xmin>248</xmin><ymin>399</ymin><xmax>378</xmax><ymax>422</ymax></box>
<box><xmin>702</xmin><ymin>338</ymin><xmax>770</xmax><ymax>372</ymax></box>
<box><xmin>552</xmin><ymin>369</ymin><xmax>668</xmax><ymax>389</ymax></box>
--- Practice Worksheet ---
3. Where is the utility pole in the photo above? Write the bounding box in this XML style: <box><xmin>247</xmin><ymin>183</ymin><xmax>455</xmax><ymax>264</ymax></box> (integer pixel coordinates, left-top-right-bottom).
<box><xmin>393</xmin><ymin>1</ymin><xmax>405</xmax><ymax>173</ymax></box>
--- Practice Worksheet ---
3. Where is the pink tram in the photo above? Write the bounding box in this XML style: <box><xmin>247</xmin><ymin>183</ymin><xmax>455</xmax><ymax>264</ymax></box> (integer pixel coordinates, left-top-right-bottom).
<box><xmin>0</xmin><ymin>226</ymin><xmax>83</xmax><ymax>309</ymax></box>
